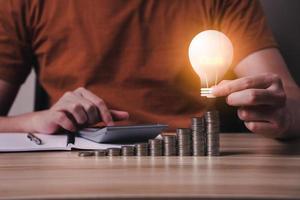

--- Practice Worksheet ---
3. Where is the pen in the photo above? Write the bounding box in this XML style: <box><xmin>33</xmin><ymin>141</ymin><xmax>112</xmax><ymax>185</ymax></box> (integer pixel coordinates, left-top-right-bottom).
<box><xmin>27</xmin><ymin>133</ymin><xmax>43</xmax><ymax>145</ymax></box>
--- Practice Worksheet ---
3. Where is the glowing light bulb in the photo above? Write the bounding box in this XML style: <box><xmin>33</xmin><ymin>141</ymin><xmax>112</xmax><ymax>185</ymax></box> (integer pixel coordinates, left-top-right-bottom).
<box><xmin>188</xmin><ymin>30</ymin><xmax>233</xmax><ymax>98</ymax></box>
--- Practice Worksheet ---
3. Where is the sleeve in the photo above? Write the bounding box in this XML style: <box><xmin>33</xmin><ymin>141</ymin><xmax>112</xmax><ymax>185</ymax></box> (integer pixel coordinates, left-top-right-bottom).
<box><xmin>212</xmin><ymin>0</ymin><xmax>278</xmax><ymax>68</ymax></box>
<box><xmin>0</xmin><ymin>0</ymin><xmax>33</xmax><ymax>85</ymax></box>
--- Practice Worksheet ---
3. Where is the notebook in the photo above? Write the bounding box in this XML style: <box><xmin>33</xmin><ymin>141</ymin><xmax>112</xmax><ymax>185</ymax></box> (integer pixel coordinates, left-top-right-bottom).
<box><xmin>0</xmin><ymin>133</ymin><xmax>123</xmax><ymax>152</ymax></box>
<box><xmin>0</xmin><ymin>124</ymin><xmax>167</xmax><ymax>152</ymax></box>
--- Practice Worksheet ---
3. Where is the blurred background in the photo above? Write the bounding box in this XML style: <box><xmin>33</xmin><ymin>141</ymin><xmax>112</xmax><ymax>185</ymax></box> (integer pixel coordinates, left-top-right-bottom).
<box><xmin>8</xmin><ymin>0</ymin><xmax>300</xmax><ymax>132</ymax></box>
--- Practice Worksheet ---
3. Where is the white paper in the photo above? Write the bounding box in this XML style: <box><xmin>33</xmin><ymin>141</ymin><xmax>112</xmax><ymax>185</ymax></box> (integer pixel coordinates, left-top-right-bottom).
<box><xmin>0</xmin><ymin>133</ymin><xmax>69</xmax><ymax>152</ymax></box>
<box><xmin>0</xmin><ymin>133</ymin><xmax>123</xmax><ymax>152</ymax></box>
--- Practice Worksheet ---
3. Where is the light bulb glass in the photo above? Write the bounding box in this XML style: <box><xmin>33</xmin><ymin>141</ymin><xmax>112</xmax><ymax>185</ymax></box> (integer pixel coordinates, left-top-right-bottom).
<box><xmin>188</xmin><ymin>30</ymin><xmax>233</xmax><ymax>97</ymax></box>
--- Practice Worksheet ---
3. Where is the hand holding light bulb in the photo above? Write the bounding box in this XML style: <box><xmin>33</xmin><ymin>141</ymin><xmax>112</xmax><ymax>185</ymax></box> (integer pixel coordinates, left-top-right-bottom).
<box><xmin>188</xmin><ymin>31</ymin><xmax>291</xmax><ymax>138</ymax></box>
<box><xmin>212</xmin><ymin>73</ymin><xmax>289</xmax><ymax>138</ymax></box>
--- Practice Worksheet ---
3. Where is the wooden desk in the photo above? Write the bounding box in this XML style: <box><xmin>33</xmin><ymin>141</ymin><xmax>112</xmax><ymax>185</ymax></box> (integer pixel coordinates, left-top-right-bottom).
<box><xmin>1</xmin><ymin>133</ymin><xmax>300</xmax><ymax>200</ymax></box>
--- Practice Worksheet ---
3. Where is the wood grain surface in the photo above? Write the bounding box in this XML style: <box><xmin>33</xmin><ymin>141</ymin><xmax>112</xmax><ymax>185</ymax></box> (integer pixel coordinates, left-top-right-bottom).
<box><xmin>0</xmin><ymin>133</ymin><xmax>300</xmax><ymax>200</ymax></box>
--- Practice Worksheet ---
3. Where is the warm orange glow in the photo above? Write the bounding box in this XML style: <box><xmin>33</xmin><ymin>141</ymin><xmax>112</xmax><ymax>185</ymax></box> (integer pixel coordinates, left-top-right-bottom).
<box><xmin>188</xmin><ymin>30</ymin><xmax>233</xmax><ymax>95</ymax></box>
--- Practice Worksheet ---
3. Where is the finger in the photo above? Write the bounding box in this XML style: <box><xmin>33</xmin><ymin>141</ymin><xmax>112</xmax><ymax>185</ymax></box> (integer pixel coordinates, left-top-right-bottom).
<box><xmin>211</xmin><ymin>80</ymin><xmax>231</xmax><ymax>91</ymax></box>
<box><xmin>238</xmin><ymin>106</ymin><xmax>275</xmax><ymax>123</ymax></box>
<box><xmin>226</xmin><ymin>89</ymin><xmax>286</xmax><ymax>106</ymax></box>
<box><xmin>76</xmin><ymin>99</ymin><xmax>100</xmax><ymax>125</ymax></box>
<box><xmin>212</xmin><ymin>74</ymin><xmax>276</xmax><ymax>97</ymax></box>
<box><xmin>53</xmin><ymin>103</ymin><xmax>88</xmax><ymax>125</ymax></box>
<box><xmin>66</xmin><ymin>102</ymin><xmax>88</xmax><ymax>125</ymax></box>
<box><xmin>53</xmin><ymin>93</ymin><xmax>88</xmax><ymax>125</ymax></box>
<box><xmin>110</xmin><ymin>110</ymin><xmax>130</xmax><ymax>121</ymax></box>
<box><xmin>267</xmin><ymin>74</ymin><xmax>284</xmax><ymax>92</ymax></box>
<box><xmin>244</xmin><ymin>121</ymin><xmax>282</xmax><ymax>138</ymax></box>
<box><xmin>74</xmin><ymin>87</ymin><xmax>113</xmax><ymax>125</ymax></box>
<box><xmin>54</xmin><ymin>112</ymin><xmax>77</xmax><ymax>132</ymax></box>
<box><xmin>216</xmin><ymin>80</ymin><xmax>231</xmax><ymax>86</ymax></box>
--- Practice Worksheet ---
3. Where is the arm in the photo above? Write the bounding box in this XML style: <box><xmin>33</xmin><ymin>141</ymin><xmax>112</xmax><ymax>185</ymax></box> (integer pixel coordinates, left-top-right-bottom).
<box><xmin>0</xmin><ymin>80</ymin><xmax>129</xmax><ymax>134</ymax></box>
<box><xmin>213</xmin><ymin>48</ymin><xmax>300</xmax><ymax>139</ymax></box>
<box><xmin>0</xmin><ymin>1</ymin><xmax>129</xmax><ymax>134</ymax></box>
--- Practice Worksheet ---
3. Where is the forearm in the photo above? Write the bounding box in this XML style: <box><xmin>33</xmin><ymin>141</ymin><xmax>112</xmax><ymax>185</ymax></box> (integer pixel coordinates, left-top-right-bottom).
<box><xmin>0</xmin><ymin>112</ymin><xmax>35</xmax><ymax>133</ymax></box>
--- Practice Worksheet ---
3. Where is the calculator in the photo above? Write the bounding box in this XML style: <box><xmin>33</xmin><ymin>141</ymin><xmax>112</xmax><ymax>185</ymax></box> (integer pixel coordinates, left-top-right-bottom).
<box><xmin>78</xmin><ymin>124</ymin><xmax>168</xmax><ymax>143</ymax></box>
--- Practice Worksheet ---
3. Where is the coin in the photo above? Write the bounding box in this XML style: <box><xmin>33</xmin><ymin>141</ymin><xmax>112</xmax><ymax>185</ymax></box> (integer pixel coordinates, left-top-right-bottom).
<box><xmin>121</xmin><ymin>146</ymin><xmax>135</xmax><ymax>156</ymax></box>
<box><xmin>191</xmin><ymin>117</ymin><xmax>206</xmax><ymax>156</ymax></box>
<box><xmin>135</xmin><ymin>143</ymin><xmax>149</xmax><ymax>156</ymax></box>
<box><xmin>107</xmin><ymin>148</ymin><xmax>121</xmax><ymax>156</ymax></box>
<box><xmin>163</xmin><ymin>135</ymin><xmax>177</xmax><ymax>156</ymax></box>
<box><xmin>94</xmin><ymin>149</ymin><xmax>107</xmax><ymax>157</ymax></box>
<box><xmin>149</xmin><ymin>139</ymin><xmax>163</xmax><ymax>156</ymax></box>
<box><xmin>176</xmin><ymin>128</ymin><xmax>192</xmax><ymax>156</ymax></box>
<box><xmin>78</xmin><ymin>151</ymin><xmax>95</xmax><ymax>157</ymax></box>
<box><xmin>205</xmin><ymin>110</ymin><xmax>220</xmax><ymax>156</ymax></box>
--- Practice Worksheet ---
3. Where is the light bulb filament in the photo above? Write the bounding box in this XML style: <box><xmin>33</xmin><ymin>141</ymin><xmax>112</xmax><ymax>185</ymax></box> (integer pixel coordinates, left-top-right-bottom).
<box><xmin>198</xmin><ymin>57</ymin><xmax>224</xmax><ymax>66</ymax></box>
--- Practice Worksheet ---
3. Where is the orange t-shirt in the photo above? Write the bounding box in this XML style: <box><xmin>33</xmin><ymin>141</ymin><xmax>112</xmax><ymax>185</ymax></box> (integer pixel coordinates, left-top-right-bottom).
<box><xmin>0</xmin><ymin>0</ymin><xmax>276</xmax><ymax>130</ymax></box>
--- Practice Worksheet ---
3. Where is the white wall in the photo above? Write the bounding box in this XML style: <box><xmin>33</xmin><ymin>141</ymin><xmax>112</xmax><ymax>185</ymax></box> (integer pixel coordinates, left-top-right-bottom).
<box><xmin>8</xmin><ymin>70</ymin><xmax>35</xmax><ymax>116</ymax></box>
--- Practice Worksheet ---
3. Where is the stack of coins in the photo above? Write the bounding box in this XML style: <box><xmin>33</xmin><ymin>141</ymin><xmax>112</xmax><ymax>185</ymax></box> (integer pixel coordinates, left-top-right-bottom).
<box><xmin>205</xmin><ymin>110</ymin><xmax>220</xmax><ymax>156</ymax></box>
<box><xmin>95</xmin><ymin>149</ymin><xmax>107</xmax><ymax>157</ymax></box>
<box><xmin>191</xmin><ymin>117</ymin><xmax>206</xmax><ymax>156</ymax></box>
<box><xmin>107</xmin><ymin>148</ymin><xmax>121</xmax><ymax>156</ymax></box>
<box><xmin>78</xmin><ymin>112</ymin><xmax>221</xmax><ymax>158</ymax></box>
<box><xmin>149</xmin><ymin>139</ymin><xmax>163</xmax><ymax>156</ymax></box>
<box><xmin>121</xmin><ymin>146</ymin><xmax>134</xmax><ymax>156</ymax></box>
<box><xmin>78</xmin><ymin>151</ymin><xmax>95</xmax><ymax>157</ymax></box>
<box><xmin>135</xmin><ymin>143</ymin><xmax>149</xmax><ymax>156</ymax></box>
<box><xmin>176</xmin><ymin>128</ymin><xmax>192</xmax><ymax>156</ymax></box>
<box><xmin>163</xmin><ymin>135</ymin><xmax>177</xmax><ymax>156</ymax></box>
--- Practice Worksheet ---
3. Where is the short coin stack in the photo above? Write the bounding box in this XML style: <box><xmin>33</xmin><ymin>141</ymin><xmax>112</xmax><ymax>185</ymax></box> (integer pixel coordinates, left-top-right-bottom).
<box><xmin>135</xmin><ymin>143</ymin><xmax>148</xmax><ymax>156</ymax></box>
<box><xmin>149</xmin><ymin>139</ymin><xmax>163</xmax><ymax>156</ymax></box>
<box><xmin>121</xmin><ymin>146</ymin><xmax>134</xmax><ymax>156</ymax></box>
<box><xmin>176</xmin><ymin>128</ymin><xmax>192</xmax><ymax>156</ymax></box>
<box><xmin>107</xmin><ymin>148</ymin><xmax>121</xmax><ymax>156</ymax></box>
<box><xmin>191</xmin><ymin>117</ymin><xmax>206</xmax><ymax>156</ymax></box>
<box><xmin>205</xmin><ymin>110</ymin><xmax>220</xmax><ymax>156</ymax></box>
<box><xmin>163</xmin><ymin>135</ymin><xmax>177</xmax><ymax>156</ymax></box>
<box><xmin>95</xmin><ymin>149</ymin><xmax>107</xmax><ymax>157</ymax></box>
<box><xmin>78</xmin><ymin>151</ymin><xmax>95</xmax><ymax>157</ymax></box>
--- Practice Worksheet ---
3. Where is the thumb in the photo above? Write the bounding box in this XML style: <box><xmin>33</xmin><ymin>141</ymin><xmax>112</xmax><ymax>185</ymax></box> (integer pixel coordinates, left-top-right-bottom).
<box><xmin>211</xmin><ymin>80</ymin><xmax>231</xmax><ymax>97</ymax></box>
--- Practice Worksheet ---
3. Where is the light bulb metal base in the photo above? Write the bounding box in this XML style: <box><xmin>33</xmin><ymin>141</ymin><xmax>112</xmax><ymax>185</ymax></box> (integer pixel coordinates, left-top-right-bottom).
<box><xmin>200</xmin><ymin>88</ymin><xmax>216</xmax><ymax>98</ymax></box>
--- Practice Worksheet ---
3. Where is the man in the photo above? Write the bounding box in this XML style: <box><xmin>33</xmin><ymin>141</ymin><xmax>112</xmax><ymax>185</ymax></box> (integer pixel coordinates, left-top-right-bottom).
<box><xmin>0</xmin><ymin>0</ymin><xmax>299</xmax><ymax>139</ymax></box>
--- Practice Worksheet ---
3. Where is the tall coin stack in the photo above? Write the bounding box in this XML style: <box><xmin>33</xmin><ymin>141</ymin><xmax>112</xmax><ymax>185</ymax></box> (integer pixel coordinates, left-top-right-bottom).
<box><xmin>176</xmin><ymin>128</ymin><xmax>192</xmax><ymax>156</ymax></box>
<box><xmin>163</xmin><ymin>135</ymin><xmax>177</xmax><ymax>156</ymax></box>
<box><xmin>191</xmin><ymin>117</ymin><xmax>206</xmax><ymax>156</ymax></box>
<box><xmin>149</xmin><ymin>139</ymin><xmax>163</xmax><ymax>156</ymax></box>
<box><xmin>205</xmin><ymin>110</ymin><xmax>220</xmax><ymax>156</ymax></box>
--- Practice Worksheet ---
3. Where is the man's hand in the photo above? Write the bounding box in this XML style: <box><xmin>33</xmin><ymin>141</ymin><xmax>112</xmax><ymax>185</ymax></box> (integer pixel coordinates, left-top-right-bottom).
<box><xmin>212</xmin><ymin>73</ymin><xmax>290</xmax><ymax>138</ymax></box>
<box><xmin>29</xmin><ymin>87</ymin><xmax>129</xmax><ymax>134</ymax></box>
